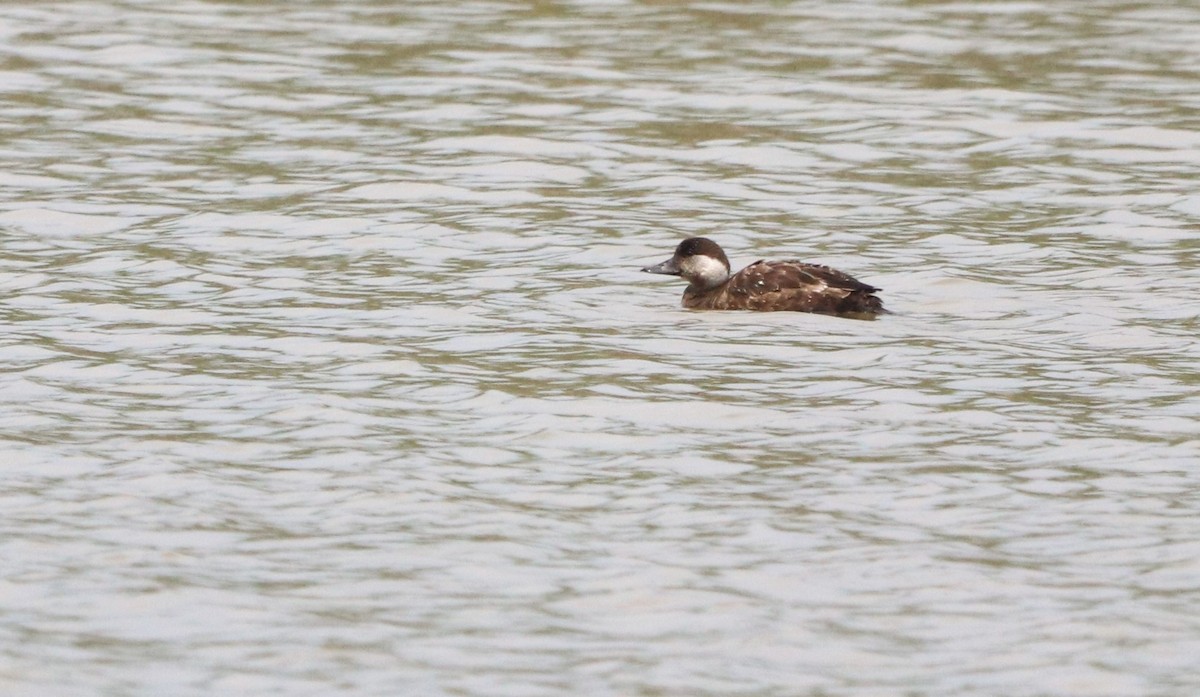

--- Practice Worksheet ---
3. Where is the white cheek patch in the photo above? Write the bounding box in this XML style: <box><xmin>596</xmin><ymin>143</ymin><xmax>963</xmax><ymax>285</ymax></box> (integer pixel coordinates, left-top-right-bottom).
<box><xmin>682</xmin><ymin>255</ymin><xmax>730</xmax><ymax>288</ymax></box>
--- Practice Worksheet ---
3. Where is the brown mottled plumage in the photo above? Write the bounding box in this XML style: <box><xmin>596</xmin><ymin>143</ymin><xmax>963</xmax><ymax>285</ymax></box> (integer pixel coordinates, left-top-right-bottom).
<box><xmin>641</xmin><ymin>237</ymin><xmax>885</xmax><ymax>318</ymax></box>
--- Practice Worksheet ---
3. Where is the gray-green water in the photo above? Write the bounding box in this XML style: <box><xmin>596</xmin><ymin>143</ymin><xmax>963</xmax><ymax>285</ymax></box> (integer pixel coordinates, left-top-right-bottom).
<box><xmin>2</xmin><ymin>2</ymin><xmax>1199</xmax><ymax>695</ymax></box>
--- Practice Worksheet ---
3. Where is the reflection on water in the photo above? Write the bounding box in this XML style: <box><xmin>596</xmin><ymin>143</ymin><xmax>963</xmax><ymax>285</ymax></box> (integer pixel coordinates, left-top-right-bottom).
<box><xmin>2</xmin><ymin>1</ymin><xmax>1199</xmax><ymax>695</ymax></box>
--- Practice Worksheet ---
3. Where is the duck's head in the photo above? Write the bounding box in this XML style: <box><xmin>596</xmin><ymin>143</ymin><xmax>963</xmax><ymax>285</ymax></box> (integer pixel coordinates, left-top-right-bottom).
<box><xmin>641</xmin><ymin>237</ymin><xmax>731</xmax><ymax>290</ymax></box>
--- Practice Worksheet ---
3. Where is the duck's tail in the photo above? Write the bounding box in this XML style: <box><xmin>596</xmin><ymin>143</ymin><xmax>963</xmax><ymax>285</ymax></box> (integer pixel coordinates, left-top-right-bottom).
<box><xmin>839</xmin><ymin>289</ymin><xmax>886</xmax><ymax>316</ymax></box>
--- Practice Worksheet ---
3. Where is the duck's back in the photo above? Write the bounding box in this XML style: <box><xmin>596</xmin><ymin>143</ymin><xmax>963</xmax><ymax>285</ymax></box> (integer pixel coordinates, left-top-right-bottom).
<box><xmin>684</xmin><ymin>260</ymin><xmax>884</xmax><ymax>316</ymax></box>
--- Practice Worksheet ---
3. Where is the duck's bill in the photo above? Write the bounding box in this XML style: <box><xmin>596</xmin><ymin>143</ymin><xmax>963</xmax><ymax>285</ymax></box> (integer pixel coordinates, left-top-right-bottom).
<box><xmin>641</xmin><ymin>258</ymin><xmax>681</xmax><ymax>275</ymax></box>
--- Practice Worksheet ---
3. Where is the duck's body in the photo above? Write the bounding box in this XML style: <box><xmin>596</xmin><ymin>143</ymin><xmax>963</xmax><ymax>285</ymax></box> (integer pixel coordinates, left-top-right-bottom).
<box><xmin>641</xmin><ymin>237</ymin><xmax>885</xmax><ymax>318</ymax></box>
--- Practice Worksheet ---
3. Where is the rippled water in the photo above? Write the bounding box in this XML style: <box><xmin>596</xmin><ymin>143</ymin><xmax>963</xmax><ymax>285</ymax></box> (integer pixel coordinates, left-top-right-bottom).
<box><xmin>3</xmin><ymin>1</ymin><xmax>1199</xmax><ymax>695</ymax></box>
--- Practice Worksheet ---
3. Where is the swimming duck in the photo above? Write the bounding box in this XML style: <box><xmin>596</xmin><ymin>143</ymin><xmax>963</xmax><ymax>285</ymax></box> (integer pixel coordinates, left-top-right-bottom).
<box><xmin>641</xmin><ymin>237</ymin><xmax>885</xmax><ymax>317</ymax></box>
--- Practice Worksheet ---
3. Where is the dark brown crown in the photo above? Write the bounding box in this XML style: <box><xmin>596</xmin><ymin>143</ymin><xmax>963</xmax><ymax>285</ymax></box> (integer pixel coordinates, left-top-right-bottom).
<box><xmin>674</xmin><ymin>237</ymin><xmax>730</xmax><ymax>268</ymax></box>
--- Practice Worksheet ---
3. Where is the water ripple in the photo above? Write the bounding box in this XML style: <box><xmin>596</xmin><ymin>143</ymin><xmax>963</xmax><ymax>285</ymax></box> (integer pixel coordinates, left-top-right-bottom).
<box><xmin>2</xmin><ymin>1</ymin><xmax>1200</xmax><ymax>696</ymax></box>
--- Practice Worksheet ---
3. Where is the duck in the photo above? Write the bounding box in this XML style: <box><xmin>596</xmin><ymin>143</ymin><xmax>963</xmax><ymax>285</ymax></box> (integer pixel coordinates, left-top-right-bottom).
<box><xmin>641</xmin><ymin>237</ymin><xmax>885</xmax><ymax>317</ymax></box>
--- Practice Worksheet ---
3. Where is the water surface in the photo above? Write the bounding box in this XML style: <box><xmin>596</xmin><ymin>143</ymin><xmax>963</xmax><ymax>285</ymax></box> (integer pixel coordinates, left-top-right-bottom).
<box><xmin>2</xmin><ymin>2</ymin><xmax>1199</xmax><ymax>695</ymax></box>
